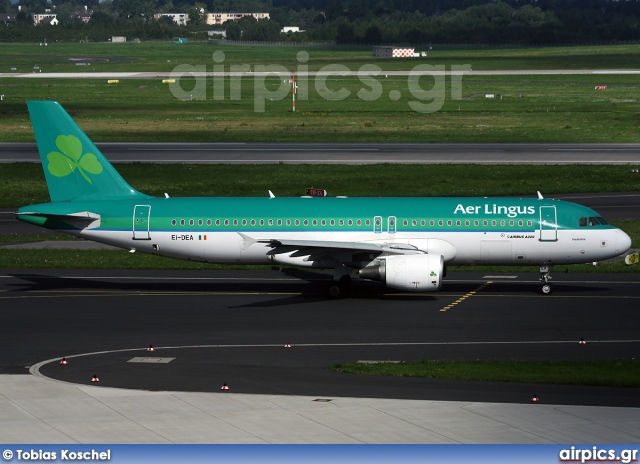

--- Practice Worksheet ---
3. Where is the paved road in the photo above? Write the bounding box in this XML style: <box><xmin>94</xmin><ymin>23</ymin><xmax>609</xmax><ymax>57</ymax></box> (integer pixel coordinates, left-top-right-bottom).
<box><xmin>1</xmin><ymin>269</ymin><xmax>639</xmax><ymax>408</ymax></box>
<box><xmin>2</xmin><ymin>142</ymin><xmax>640</xmax><ymax>164</ymax></box>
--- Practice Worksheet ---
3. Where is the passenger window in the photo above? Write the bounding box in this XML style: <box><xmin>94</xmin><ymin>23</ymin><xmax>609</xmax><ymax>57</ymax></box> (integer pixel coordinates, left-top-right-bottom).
<box><xmin>198</xmin><ymin>219</ymin><xmax>203</xmax><ymax>226</ymax></box>
<box><xmin>429</xmin><ymin>220</ymin><xmax>434</xmax><ymax>226</ymax></box>
<box><xmin>224</xmin><ymin>219</ymin><xmax>229</xmax><ymax>226</ymax></box>
<box><xmin>171</xmin><ymin>219</ymin><xmax>177</xmax><ymax>226</ymax></box>
<box><xmin>189</xmin><ymin>219</ymin><xmax>194</xmax><ymax>226</ymax></box>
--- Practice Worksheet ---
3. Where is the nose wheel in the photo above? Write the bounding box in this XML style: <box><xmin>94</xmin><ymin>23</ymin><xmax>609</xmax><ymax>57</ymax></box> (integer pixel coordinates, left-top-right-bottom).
<box><xmin>539</xmin><ymin>265</ymin><xmax>553</xmax><ymax>294</ymax></box>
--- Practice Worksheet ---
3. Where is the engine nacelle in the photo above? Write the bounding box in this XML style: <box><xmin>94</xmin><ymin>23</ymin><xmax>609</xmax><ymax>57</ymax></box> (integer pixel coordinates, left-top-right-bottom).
<box><xmin>359</xmin><ymin>254</ymin><xmax>444</xmax><ymax>292</ymax></box>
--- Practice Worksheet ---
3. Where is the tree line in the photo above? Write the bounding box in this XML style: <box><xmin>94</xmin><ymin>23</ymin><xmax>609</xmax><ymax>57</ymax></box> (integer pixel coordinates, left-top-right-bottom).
<box><xmin>1</xmin><ymin>0</ymin><xmax>640</xmax><ymax>43</ymax></box>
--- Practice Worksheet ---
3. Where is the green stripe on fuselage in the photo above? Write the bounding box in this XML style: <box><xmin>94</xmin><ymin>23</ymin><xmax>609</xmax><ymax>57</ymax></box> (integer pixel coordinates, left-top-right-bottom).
<box><xmin>18</xmin><ymin>197</ymin><xmax>613</xmax><ymax>234</ymax></box>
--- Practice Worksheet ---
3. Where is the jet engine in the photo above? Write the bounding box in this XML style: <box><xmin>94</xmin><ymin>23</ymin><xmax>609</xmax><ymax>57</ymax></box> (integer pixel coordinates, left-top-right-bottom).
<box><xmin>358</xmin><ymin>254</ymin><xmax>444</xmax><ymax>292</ymax></box>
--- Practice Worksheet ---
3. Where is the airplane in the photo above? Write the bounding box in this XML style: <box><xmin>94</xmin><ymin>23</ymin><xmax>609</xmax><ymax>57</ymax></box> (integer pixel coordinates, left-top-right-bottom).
<box><xmin>17</xmin><ymin>101</ymin><xmax>632</xmax><ymax>297</ymax></box>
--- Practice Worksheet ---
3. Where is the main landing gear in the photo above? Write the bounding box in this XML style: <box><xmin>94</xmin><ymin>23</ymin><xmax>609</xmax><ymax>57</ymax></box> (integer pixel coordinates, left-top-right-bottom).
<box><xmin>327</xmin><ymin>264</ymin><xmax>352</xmax><ymax>299</ymax></box>
<box><xmin>539</xmin><ymin>265</ymin><xmax>553</xmax><ymax>294</ymax></box>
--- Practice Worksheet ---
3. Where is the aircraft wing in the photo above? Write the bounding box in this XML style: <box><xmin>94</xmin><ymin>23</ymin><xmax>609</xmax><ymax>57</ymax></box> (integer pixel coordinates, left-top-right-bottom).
<box><xmin>259</xmin><ymin>238</ymin><xmax>421</xmax><ymax>254</ymax></box>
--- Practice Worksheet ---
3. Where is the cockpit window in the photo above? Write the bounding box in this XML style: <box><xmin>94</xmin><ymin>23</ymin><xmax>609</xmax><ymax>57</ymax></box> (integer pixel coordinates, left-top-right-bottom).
<box><xmin>580</xmin><ymin>216</ymin><xmax>608</xmax><ymax>227</ymax></box>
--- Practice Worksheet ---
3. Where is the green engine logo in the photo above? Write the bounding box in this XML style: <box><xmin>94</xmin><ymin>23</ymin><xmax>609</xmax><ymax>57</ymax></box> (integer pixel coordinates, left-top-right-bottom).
<box><xmin>430</xmin><ymin>271</ymin><xmax>437</xmax><ymax>277</ymax></box>
<box><xmin>47</xmin><ymin>135</ymin><xmax>103</xmax><ymax>184</ymax></box>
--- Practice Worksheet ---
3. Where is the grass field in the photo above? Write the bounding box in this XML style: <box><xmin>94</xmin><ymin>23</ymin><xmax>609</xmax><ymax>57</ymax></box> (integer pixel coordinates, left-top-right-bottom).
<box><xmin>1</xmin><ymin>43</ymin><xmax>640</xmax><ymax>143</ymax></box>
<box><xmin>332</xmin><ymin>360</ymin><xmax>640</xmax><ymax>388</ymax></box>
<box><xmin>3</xmin><ymin>42</ymin><xmax>640</xmax><ymax>72</ymax></box>
<box><xmin>2</xmin><ymin>163</ymin><xmax>640</xmax><ymax>208</ymax></box>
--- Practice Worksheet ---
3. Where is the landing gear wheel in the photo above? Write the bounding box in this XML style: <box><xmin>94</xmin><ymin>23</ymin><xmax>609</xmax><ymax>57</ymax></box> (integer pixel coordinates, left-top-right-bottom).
<box><xmin>541</xmin><ymin>283</ymin><xmax>553</xmax><ymax>295</ymax></box>
<box><xmin>328</xmin><ymin>283</ymin><xmax>343</xmax><ymax>299</ymax></box>
<box><xmin>327</xmin><ymin>275</ymin><xmax>351</xmax><ymax>299</ymax></box>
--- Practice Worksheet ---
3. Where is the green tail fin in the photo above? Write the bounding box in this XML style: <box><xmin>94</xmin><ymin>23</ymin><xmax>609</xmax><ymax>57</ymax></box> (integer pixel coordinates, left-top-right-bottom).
<box><xmin>27</xmin><ymin>101</ymin><xmax>150</xmax><ymax>202</ymax></box>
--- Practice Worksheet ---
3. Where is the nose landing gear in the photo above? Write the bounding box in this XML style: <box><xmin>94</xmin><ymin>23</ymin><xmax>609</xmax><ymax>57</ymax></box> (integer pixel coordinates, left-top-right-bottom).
<box><xmin>540</xmin><ymin>265</ymin><xmax>553</xmax><ymax>294</ymax></box>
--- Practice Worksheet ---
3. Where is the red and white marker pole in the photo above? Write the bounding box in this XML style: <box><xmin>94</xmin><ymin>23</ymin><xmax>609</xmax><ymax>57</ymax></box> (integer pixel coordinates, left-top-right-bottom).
<box><xmin>290</xmin><ymin>75</ymin><xmax>297</xmax><ymax>112</ymax></box>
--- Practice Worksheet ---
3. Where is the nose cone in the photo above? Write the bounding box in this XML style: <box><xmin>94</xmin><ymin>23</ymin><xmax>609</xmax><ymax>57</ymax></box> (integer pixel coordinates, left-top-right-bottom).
<box><xmin>616</xmin><ymin>228</ymin><xmax>632</xmax><ymax>254</ymax></box>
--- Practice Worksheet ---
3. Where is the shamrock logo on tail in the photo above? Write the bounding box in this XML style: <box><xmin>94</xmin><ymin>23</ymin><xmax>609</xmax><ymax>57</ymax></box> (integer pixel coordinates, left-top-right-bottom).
<box><xmin>47</xmin><ymin>135</ymin><xmax>103</xmax><ymax>185</ymax></box>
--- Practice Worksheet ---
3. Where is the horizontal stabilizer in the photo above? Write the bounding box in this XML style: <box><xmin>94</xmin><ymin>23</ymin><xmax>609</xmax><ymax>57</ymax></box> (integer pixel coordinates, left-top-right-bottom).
<box><xmin>17</xmin><ymin>211</ymin><xmax>101</xmax><ymax>229</ymax></box>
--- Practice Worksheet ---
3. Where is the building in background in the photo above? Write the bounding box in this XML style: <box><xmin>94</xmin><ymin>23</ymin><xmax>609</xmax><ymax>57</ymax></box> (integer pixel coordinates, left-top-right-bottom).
<box><xmin>205</xmin><ymin>12</ymin><xmax>269</xmax><ymax>26</ymax></box>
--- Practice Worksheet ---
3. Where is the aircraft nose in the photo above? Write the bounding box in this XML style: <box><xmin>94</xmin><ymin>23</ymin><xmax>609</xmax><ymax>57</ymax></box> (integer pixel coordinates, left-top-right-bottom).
<box><xmin>616</xmin><ymin>228</ymin><xmax>632</xmax><ymax>254</ymax></box>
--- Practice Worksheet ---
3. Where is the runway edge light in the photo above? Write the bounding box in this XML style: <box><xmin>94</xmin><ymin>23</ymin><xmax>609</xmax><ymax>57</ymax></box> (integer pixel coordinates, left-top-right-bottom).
<box><xmin>147</xmin><ymin>345</ymin><xmax>154</xmax><ymax>352</ymax></box>
<box><xmin>221</xmin><ymin>383</ymin><xmax>229</xmax><ymax>391</ymax></box>
<box><xmin>60</xmin><ymin>358</ymin><xmax>68</xmax><ymax>365</ymax></box>
<box><xmin>579</xmin><ymin>338</ymin><xmax>586</xmax><ymax>345</ymax></box>
<box><xmin>91</xmin><ymin>375</ymin><xmax>99</xmax><ymax>383</ymax></box>
<box><xmin>530</xmin><ymin>394</ymin><xmax>540</xmax><ymax>403</ymax></box>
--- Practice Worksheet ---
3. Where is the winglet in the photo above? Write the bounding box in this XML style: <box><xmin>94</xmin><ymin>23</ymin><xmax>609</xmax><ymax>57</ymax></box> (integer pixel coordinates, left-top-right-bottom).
<box><xmin>537</xmin><ymin>191</ymin><xmax>544</xmax><ymax>199</ymax></box>
<box><xmin>268</xmin><ymin>190</ymin><xmax>275</xmax><ymax>199</ymax></box>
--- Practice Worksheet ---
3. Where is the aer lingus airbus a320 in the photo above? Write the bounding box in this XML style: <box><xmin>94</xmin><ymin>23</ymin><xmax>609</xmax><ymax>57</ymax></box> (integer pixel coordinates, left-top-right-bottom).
<box><xmin>17</xmin><ymin>101</ymin><xmax>632</xmax><ymax>296</ymax></box>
